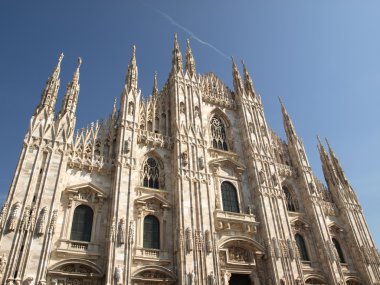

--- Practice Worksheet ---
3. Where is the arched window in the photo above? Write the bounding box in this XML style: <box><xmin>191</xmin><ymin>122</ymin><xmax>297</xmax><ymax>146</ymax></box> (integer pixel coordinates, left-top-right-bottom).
<box><xmin>283</xmin><ymin>186</ymin><xmax>298</xmax><ymax>212</ymax></box>
<box><xmin>211</xmin><ymin>116</ymin><xmax>228</xmax><ymax>151</ymax></box>
<box><xmin>221</xmin><ymin>182</ymin><xmax>239</xmax><ymax>213</ymax></box>
<box><xmin>143</xmin><ymin>215</ymin><xmax>160</xmax><ymax>249</ymax></box>
<box><xmin>332</xmin><ymin>238</ymin><xmax>345</xmax><ymax>263</ymax></box>
<box><xmin>70</xmin><ymin>205</ymin><xmax>93</xmax><ymax>242</ymax></box>
<box><xmin>143</xmin><ymin>157</ymin><xmax>160</xmax><ymax>189</ymax></box>
<box><xmin>295</xmin><ymin>233</ymin><xmax>309</xmax><ymax>261</ymax></box>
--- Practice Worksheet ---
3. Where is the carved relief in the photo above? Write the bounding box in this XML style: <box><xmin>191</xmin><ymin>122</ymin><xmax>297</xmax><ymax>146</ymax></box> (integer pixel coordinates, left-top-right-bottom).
<box><xmin>128</xmin><ymin>221</ymin><xmax>135</xmax><ymax>244</ymax></box>
<box><xmin>0</xmin><ymin>254</ymin><xmax>7</xmax><ymax>274</ymax></box>
<box><xmin>186</xmin><ymin>227</ymin><xmax>193</xmax><ymax>252</ymax></box>
<box><xmin>228</xmin><ymin>246</ymin><xmax>251</xmax><ymax>262</ymax></box>
<box><xmin>205</xmin><ymin>230</ymin><xmax>212</xmax><ymax>253</ymax></box>
<box><xmin>114</xmin><ymin>266</ymin><xmax>123</xmax><ymax>285</ymax></box>
<box><xmin>8</xmin><ymin>203</ymin><xmax>21</xmax><ymax>232</ymax></box>
<box><xmin>36</xmin><ymin>207</ymin><xmax>47</xmax><ymax>236</ymax></box>
<box><xmin>118</xmin><ymin>218</ymin><xmax>125</xmax><ymax>245</ymax></box>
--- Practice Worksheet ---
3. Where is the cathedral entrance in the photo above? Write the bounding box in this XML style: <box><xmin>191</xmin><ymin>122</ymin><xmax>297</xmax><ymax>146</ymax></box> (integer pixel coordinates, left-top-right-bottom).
<box><xmin>229</xmin><ymin>274</ymin><xmax>251</xmax><ymax>285</ymax></box>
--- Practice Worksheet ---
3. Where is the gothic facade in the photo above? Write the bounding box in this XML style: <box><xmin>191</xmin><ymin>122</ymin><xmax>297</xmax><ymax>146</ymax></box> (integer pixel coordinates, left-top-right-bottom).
<box><xmin>0</xmin><ymin>36</ymin><xmax>379</xmax><ymax>285</ymax></box>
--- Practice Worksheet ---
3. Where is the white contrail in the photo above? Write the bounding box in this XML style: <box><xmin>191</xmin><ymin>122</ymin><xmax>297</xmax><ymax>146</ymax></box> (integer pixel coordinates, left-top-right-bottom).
<box><xmin>146</xmin><ymin>5</ymin><xmax>230</xmax><ymax>60</ymax></box>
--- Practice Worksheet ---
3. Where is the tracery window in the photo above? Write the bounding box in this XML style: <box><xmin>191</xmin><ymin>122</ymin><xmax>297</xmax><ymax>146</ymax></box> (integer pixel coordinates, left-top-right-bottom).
<box><xmin>143</xmin><ymin>215</ymin><xmax>160</xmax><ymax>249</ymax></box>
<box><xmin>221</xmin><ymin>181</ymin><xmax>239</xmax><ymax>213</ymax></box>
<box><xmin>282</xmin><ymin>186</ymin><xmax>298</xmax><ymax>212</ymax></box>
<box><xmin>143</xmin><ymin>157</ymin><xmax>159</xmax><ymax>189</ymax></box>
<box><xmin>332</xmin><ymin>238</ymin><xmax>345</xmax><ymax>263</ymax></box>
<box><xmin>295</xmin><ymin>233</ymin><xmax>309</xmax><ymax>261</ymax></box>
<box><xmin>70</xmin><ymin>205</ymin><xmax>93</xmax><ymax>242</ymax></box>
<box><xmin>211</xmin><ymin>116</ymin><xmax>228</xmax><ymax>151</ymax></box>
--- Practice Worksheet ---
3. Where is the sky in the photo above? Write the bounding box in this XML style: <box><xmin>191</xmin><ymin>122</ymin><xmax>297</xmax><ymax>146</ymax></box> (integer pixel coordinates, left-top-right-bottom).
<box><xmin>0</xmin><ymin>1</ymin><xmax>379</xmax><ymax>246</ymax></box>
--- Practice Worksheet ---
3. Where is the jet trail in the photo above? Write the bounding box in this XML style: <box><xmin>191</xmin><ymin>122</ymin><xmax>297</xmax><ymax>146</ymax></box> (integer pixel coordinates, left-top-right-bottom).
<box><xmin>144</xmin><ymin>3</ymin><xmax>230</xmax><ymax>60</ymax></box>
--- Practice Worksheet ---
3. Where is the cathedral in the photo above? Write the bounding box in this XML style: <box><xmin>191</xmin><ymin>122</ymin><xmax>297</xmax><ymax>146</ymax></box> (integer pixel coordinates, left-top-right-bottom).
<box><xmin>0</xmin><ymin>35</ymin><xmax>379</xmax><ymax>285</ymax></box>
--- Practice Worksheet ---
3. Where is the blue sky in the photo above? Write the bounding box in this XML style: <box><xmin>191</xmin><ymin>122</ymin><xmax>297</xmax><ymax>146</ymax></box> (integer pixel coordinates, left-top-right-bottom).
<box><xmin>0</xmin><ymin>1</ymin><xmax>379</xmax><ymax>246</ymax></box>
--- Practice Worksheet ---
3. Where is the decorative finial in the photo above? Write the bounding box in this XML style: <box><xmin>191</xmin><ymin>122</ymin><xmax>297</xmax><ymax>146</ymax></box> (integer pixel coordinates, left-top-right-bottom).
<box><xmin>58</xmin><ymin>53</ymin><xmax>64</xmax><ymax>64</ymax></box>
<box><xmin>77</xmin><ymin>57</ymin><xmax>82</xmax><ymax>69</ymax></box>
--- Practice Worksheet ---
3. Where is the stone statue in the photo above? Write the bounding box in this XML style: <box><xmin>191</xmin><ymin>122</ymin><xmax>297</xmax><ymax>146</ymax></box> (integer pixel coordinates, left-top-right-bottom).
<box><xmin>186</xmin><ymin>227</ymin><xmax>193</xmax><ymax>252</ymax></box>
<box><xmin>8</xmin><ymin>203</ymin><xmax>20</xmax><ymax>232</ymax></box>
<box><xmin>24</xmin><ymin>277</ymin><xmax>33</xmax><ymax>285</ymax></box>
<box><xmin>118</xmin><ymin>218</ymin><xmax>125</xmax><ymax>244</ymax></box>
<box><xmin>0</xmin><ymin>253</ymin><xmax>7</xmax><ymax>274</ymax></box>
<box><xmin>208</xmin><ymin>272</ymin><xmax>215</xmax><ymax>285</ymax></box>
<box><xmin>114</xmin><ymin>266</ymin><xmax>123</xmax><ymax>285</ymax></box>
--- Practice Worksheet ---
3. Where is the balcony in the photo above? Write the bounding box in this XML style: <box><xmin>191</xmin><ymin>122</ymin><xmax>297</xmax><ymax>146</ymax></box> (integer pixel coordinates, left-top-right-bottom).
<box><xmin>133</xmin><ymin>248</ymin><xmax>171</xmax><ymax>264</ymax></box>
<box><xmin>215</xmin><ymin>210</ymin><xmax>259</xmax><ymax>233</ymax></box>
<box><xmin>55</xmin><ymin>239</ymin><xmax>100</xmax><ymax>258</ymax></box>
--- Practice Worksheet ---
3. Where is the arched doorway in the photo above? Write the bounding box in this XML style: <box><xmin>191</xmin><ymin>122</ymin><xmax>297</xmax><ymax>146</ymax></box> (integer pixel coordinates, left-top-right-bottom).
<box><xmin>229</xmin><ymin>274</ymin><xmax>251</xmax><ymax>285</ymax></box>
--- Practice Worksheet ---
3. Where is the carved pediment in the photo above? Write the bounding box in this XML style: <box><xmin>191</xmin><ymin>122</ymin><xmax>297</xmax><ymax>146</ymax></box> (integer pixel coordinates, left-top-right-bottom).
<box><xmin>328</xmin><ymin>222</ymin><xmax>344</xmax><ymax>234</ymax></box>
<box><xmin>209</xmin><ymin>157</ymin><xmax>246</xmax><ymax>178</ymax></box>
<box><xmin>135</xmin><ymin>194</ymin><xmax>170</xmax><ymax>209</ymax></box>
<box><xmin>65</xmin><ymin>183</ymin><xmax>107</xmax><ymax>201</ymax></box>
<box><xmin>290</xmin><ymin>217</ymin><xmax>310</xmax><ymax>232</ymax></box>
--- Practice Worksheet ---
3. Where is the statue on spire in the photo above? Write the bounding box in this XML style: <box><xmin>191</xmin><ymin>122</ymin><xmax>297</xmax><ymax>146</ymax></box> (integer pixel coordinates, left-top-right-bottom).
<box><xmin>152</xmin><ymin>71</ymin><xmax>158</xmax><ymax>97</ymax></box>
<box><xmin>185</xmin><ymin>39</ymin><xmax>196</xmax><ymax>77</ymax></box>
<box><xmin>35</xmin><ymin>53</ymin><xmax>64</xmax><ymax>115</ymax></box>
<box><xmin>231</xmin><ymin>57</ymin><xmax>244</xmax><ymax>96</ymax></box>
<box><xmin>171</xmin><ymin>33</ymin><xmax>183</xmax><ymax>74</ymax></box>
<box><xmin>125</xmin><ymin>45</ymin><xmax>138</xmax><ymax>94</ymax></box>
<box><xmin>59</xmin><ymin>57</ymin><xmax>82</xmax><ymax>117</ymax></box>
<box><xmin>241</xmin><ymin>60</ymin><xmax>256</xmax><ymax>97</ymax></box>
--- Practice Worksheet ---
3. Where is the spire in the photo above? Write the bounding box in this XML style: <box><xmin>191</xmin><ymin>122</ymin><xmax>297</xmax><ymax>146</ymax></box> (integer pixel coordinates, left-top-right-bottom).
<box><xmin>185</xmin><ymin>39</ymin><xmax>196</xmax><ymax>77</ymax></box>
<box><xmin>35</xmin><ymin>53</ymin><xmax>64</xmax><ymax>115</ymax></box>
<box><xmin>241</xmin><ymin>60</ymin><xmax>256</xmax><ymax>97</ymax></box>
<box><xmin>317</xmin><ymin>136</ymin><xmax>338</xmax><ymax>188</ymax></box>
<box><xmin>325</xmin><ymin>138</ymin><xmax>349</xmax><ymax>186</ymax></box>
<box><xmin>125</xmin><ymin>45</ymin><xmax>138</xmax><ymax>93</ymax></box>
<box><xmin>231</xmin><ymin>57</ymin><xmax>244</xmax><ymax>95</ymax></box>
<box><xmin>171</xmin><ymin>33</ymin><xmax>183</xmax><ymax>74</ymax></box>
<box><xmin>279</xmin><ymin>97</ymin><xmax>297</xmax><ymax>140</ymax></box>
<box><xmin>152</xmin><ymin>71</ymin><xmax>158</xmax><ymax>97</ymax></box>
<box><xmin>59</xmin><ymin>57</ymin><xmax>82</xmax><ymax>117</ymax></box>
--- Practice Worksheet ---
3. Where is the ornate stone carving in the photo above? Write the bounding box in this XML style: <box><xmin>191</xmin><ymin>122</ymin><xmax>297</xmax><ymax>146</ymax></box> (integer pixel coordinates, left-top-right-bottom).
<box><xmin>188</xmin><ymin>271</ymin><xmax>196</xmax><ymax>285</ymax></box>
<box><xmin>110</xmin><ymin>218</ymin><xmax>116</xmax><ymax>241</ymax></box>
<box><xmin>118</xmin><ymin>218</ymin><xmax>125</xmax><ymax>244</ymax></box>
<box><xmin>128</xmin><ymin>220</ymin><xmax>135</xmax><ymax>244</ymax></box>
<box><xmin>24</xmin><ymin>277</ymin><xmax>33</xmax><ymax>285</ymax></box>
<box><xmin>221</xmin><ymin>271</ymin><xmax>231</xmax><ymax>285</ymax></box>
<box><xmin>198</xmin><ymin>157</ymin><xmax>205</xmax><ymax>170</ymax></box>
<box><xmin>205</xmin><ymin>230</ymin><xmax>212</xmax><ymax>253</ymax></box>
<box><xmin>186</xmin><ymin>227</ymin><xmax>193</xmax><ymax>252</ymax></box>
<box><xmin>207</xmin><ymin>272</ymin><xmax>215</xmax><ymax>285</ymax></box>
<box><xmin>8</xmin><ymin>203</ymin><xmax>21</xmax><ymax>232</ymax></box>
<box><xmin>36</xmin><ymin>207</ymin><xmax>47</xmax><ymax>236</ymax></box>
<box><xmin>181</xmin><ymin>151</ymin><xmax>188</xmax><ymax>166</ymax></box>
<box><xmin>114</xmin><ymin>266</ymin><xmax>123</xmax><ymax>285</ymax></box>
<box><xmin>48</xmin><ymin>210</ymin><xmax>58</xmax><ymax>234</ymax></box>
<box><xmin>0</xmin><ymin>254</ymin><xmax>7</xmax><ymax>274</ymax></box>
<box><xmin>228</xmin><ymin>246</ymin><xmax>251</xmax><ymax>262</ymax></box>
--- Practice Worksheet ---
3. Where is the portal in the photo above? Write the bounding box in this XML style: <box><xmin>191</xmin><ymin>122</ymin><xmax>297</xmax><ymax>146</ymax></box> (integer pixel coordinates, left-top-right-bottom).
<box><xmin>229</xmin><ymin>274</ymin><xmax>251</xmax><ymax>285</ymax></box>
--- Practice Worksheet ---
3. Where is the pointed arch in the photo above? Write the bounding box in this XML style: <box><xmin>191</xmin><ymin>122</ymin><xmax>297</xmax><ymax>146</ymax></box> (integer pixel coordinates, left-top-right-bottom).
<box><xmin>282</xmin><ymin>185</ymin><xmax>298</xmax><ymax>212</ymax></box>
<box><xmin>209</xmin><ymin>109</ymin><xmax>231</xmax><ymax>151</ymax></box>
<box><xmin>141</xmin><ymin>151</ymin><xmax>164</xmax><ymax>190</ymax></box>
